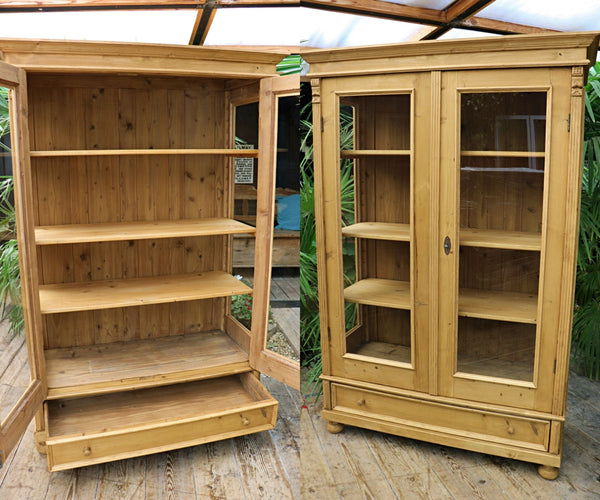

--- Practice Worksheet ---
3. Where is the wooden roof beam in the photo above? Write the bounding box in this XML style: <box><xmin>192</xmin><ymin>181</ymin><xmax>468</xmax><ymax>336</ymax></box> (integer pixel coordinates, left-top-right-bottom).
<box><xmin>299</xmin><ymin>0</ymin><xmax>445</xmax><ymax>25</ymax></box>
<box><xmin>0</xmin><ymin>1</ymin><xmax>207</xmax><ymax>11</ymax></box>
<box><xmin>419</xmin><ymin>0</ymin><xmax>497</xmax><ymax>40</ymax></box>
<box><xmin>189</xmin><ymin>0</ymin><xmax>217</xmax><ymax>45</ymax></box>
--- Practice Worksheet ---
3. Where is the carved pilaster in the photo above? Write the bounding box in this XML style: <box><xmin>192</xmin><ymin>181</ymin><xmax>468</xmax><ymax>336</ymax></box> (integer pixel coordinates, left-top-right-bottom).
<box><xmin>311</xmin><ymin>78</ymin><xmax>321</xmax><ymax>104</ymax></box>
<box><xmin>572</xmin><ymin>66</ymin><xmax>585</xmax><ymax>96</ymax></box>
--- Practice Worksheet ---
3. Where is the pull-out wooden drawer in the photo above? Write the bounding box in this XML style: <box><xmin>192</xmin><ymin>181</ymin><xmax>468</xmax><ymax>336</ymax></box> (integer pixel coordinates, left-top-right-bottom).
<box><xmin>331</xmin><ymin>383</ymin><xmax>550</xmax><ymax>451</ymax></box>
<box><xmin>45</xmin><ymin>374</ymin><xmax>277</xmax><ymax>471</ymax></box>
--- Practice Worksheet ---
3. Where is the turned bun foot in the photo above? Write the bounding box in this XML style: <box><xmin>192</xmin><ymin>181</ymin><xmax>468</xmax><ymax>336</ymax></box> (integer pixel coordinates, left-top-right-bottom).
<box><xmin>326</xmin><ymin>421</ymin><xmax>344</xmax><ymax>434</ymax></box>
<box><xmin>537</xmin><ymin>465</ymin><xmax>559</xmax><ymax>480</ymax></box>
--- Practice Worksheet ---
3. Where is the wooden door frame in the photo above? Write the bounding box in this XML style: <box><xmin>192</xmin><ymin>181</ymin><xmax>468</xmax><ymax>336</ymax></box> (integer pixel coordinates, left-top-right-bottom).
<box><xmin>249</xmin><ymin>74</ymin><xmax>300</xmax><ymax>390</ymax></box>
<box><xmin>315</xmin><ymin>73</ymin><xmax>432</xmax><ymax>393</ymax></box>
<box><xmin>0</xmin><ymin>61</ymin><xmax>47</xmax><ymax>465</ymax></box>
<box><xmin>437</xmin><ymin>68</ymin><xmax>572</xmax><ymax>412</ymax></box>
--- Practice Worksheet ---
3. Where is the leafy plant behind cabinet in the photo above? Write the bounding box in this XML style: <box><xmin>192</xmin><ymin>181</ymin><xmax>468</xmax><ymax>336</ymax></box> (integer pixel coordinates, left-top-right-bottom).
<box><xmin>0</xmin><ymin>86</ymin><xmax>22</xmax><ymax>336</ymax></box>
<box><xmin>300</xmin><ymin>83</ymin><xmax>356</xmax><ymax>398</ymax></box>
<box><xmin>573</xmin><ymin>61</ymin><xmax>600</xmax><ymax>380</ymax></box>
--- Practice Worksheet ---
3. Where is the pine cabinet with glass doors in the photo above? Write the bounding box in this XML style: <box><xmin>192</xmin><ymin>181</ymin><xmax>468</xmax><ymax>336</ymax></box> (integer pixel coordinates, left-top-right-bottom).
<box><xmin>306</xmin><ymin>32</ymin><xmax>599</xmax><ymax>479</ymax></box>
<box><xmin>0</xmin><ymin>39</ymin><xmax>299</xmax><ymax>471</ymax></box>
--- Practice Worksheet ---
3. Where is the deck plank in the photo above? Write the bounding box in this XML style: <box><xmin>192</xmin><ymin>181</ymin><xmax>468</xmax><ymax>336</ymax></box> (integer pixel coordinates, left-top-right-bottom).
<box><xmin>304</xmin><ymin>370</ymin><xmax>600</xmax><ymax>499</ymax></box>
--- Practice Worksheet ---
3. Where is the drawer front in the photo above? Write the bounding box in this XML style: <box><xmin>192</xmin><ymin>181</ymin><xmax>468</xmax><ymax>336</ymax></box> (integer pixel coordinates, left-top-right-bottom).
<box><xmin>331</xmin><ymin>383</ymin><xmax>550</xmax><ymax>451</ymax></box>
<box><xmin>45</xmin><ymin>375</ymin><xmax>278</xmax><ymax>471</ymax></box>
<box><xmin>47</xmin><ymin>403</ymin><xmax>276</xmax><ymax>471</ymax></box>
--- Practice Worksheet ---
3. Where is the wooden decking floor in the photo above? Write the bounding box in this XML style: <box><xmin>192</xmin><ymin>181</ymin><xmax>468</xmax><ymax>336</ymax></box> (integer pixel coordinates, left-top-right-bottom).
<box><xmin>0</xmin><ymin>374</ymin><xmax>300</xmax><ymax>499</ymax></box>
<box><xmin>301</xmin><ymin>371</ymin><xmax>600</xmax><ymax>499</ymax></box>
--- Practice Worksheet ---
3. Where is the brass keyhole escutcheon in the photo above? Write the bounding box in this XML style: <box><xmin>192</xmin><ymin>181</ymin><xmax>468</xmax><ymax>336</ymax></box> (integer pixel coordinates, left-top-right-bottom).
<box><xmin>444</xmin><ymin>236</ymin><xmax>451</xmax><ymax>255</ymax></box>
<box><xmin>357</xmin><ymin>398</ymin><xmax>366</xmax><ymax>406</ymax></box>
<box><xmin>241</xmin><ymin>417</ymin><xmax>250</xmax><ymax>426</ymax></box>
<box><xmin>83</xmin><ymin>446</ymin><xmax>92</xmax><ymax>456</ymax></box>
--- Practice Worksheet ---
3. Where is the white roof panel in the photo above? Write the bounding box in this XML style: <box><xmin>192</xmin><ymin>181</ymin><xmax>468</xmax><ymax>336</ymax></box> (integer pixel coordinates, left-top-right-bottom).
<box><xmin>479</xmin><ymin>0</ymin><xmax>600</xmax><ymax>31</ymax></box>
<box><xmin>0</xmin><ymin>10</ymin><xmax>197</xmax><ymax>44</ymax></box>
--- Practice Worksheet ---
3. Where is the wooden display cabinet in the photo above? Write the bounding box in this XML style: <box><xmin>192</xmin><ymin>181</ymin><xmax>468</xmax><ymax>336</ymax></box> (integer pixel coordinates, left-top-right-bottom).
<box><xmin>306</xmin><ymin>32</ymin><xmax>599</xmax><ymax>479</ymax></box>
<box><xmin>0</xmin><ymin>39</ymin><xmax>299</xmax><ymax>471</ymax></box>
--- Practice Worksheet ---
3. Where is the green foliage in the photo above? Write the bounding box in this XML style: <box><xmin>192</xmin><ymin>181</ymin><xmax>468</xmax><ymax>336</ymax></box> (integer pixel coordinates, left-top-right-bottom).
<box><xmin>0</xmin><ymin>88</ymin><xmax>10</xmax><ymax>152</ymax></box>
<box><xmin>0</xmin><ymin>239</ymin><xmax>23</xmax><ymax>336</ymax></box>
<box><xmin>0</xmin><ymin>86</ymin><xmax>22</xmax><ymax>336</ymax></box>
<box><xmin>573</xmin><ymin>62</ymin><xmax>600</xmax><ymax>380</ymax></box>
<box><xmin>231</xmin><ymin>294</ymin><xmax>254</xmax><ymax>329</ymax></box>
<box><xmin>276</xmin><ymin>54</ymin><xmax>304</xmax><ymax>76</ymax></box>
<box><xmin>300</xmin><ymin>85</ymin><xmax>356</xmax><ymax>398</ymax></box>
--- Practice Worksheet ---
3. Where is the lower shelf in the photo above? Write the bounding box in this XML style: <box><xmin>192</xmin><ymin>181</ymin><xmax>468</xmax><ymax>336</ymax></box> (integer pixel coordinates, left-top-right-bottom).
<box><xmin>352</xmin><ymin>341</ymin><xmax>411</xmax><ymax>364</ymax></box>
<box><xmin>45</xmin><ymin>374</ymin><xmax>277</xmax><ymax>471</ymax></box>
<box><xmin>45</xmin><ymin>330</ymin><xmax>250</xmax><ymax>399</ymax></box>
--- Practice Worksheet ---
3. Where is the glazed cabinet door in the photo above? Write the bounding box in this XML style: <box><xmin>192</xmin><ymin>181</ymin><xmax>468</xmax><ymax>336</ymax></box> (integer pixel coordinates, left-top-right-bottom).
<box><xmin>438</xmin><ymin>68</ymin><xmax>574</xmax><ymax>411</ymax></box>
<box><xmin>250</xmin><ymin>74</ymin><xmax>300</xmax><ymax>390</ymax></box>
<box><xmin>318</xmin><ymin>73</ymin><xmax>432</xmax><ymax>392</ymax></box>
<box><xmin>0</xmin><ymin>63</ymin><xmax>46</xmax><ymax>464</ymax></box>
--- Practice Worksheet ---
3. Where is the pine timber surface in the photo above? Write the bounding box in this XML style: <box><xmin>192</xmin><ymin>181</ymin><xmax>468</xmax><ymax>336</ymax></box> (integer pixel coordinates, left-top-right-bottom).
<box><xmin>38</xmin><ymin>271</ymin><xmax>251</xmax><ymax>314</ymax></box>
<box><xmin>460</xmin><ymin>228</ymin><xmax>542</xmax><ymax>251</ymax></box>
<box><xmin>342</xmin><ymin>222</ymin><xmax>411</xmax><ymax>241</ymax></box>
<box><xmin>45</xmin><ymin>330</ymin><xmax>250</xmax><ymax>399</ymax></box>
<box><xmin>35</xmin><ymin>218</ymin><xmax>256</xmax><ymax>245</ymax></box>
<box><xmin>301</xmin><ymin>371</ymin><xmax>600</xmax><ymax>499</ymax></box>
<box><xmin>30</xmin><ymin>148</ymin><xmax>258</xmax><ymax>157</ymax></box>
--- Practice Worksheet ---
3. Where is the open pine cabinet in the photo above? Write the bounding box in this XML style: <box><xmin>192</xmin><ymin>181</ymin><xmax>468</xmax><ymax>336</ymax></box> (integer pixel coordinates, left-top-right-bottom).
<box><xmin>306</xmin><ymin>32</ymin><xmax>599</xmax><ymax>479</ymax></box>
<box><xmin>0</xmin><ymin>39</ymin><xmax>299</xmax><ymax>471</ymax></box>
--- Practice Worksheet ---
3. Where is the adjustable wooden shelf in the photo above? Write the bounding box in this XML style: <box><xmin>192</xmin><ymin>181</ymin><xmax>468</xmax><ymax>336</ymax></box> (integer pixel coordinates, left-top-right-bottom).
<box><xmin>0</xmin><ymin>39</ymin><xmax>299</xmax><ymax>471</ymax></box>
<box><xmin>306</xmin><ymin>32</ymin><xmax>599</xmax><ymax>480</ymax></box>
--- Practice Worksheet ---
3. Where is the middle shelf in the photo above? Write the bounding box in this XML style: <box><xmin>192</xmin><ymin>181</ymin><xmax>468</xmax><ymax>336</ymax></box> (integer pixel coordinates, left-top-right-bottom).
<box><xmin>344</xmin><ymin>278</ymin><xmax>538</xmax><ymax>323</ymax></box>
<box><xmin>45</xmin><ymin>330</ymin><xmax>251</xmax><ymax>399</ymax></box>
<box><xmin>35</xmin><ymin>218</ymin><xmax>255</xmax><ymax>245</ymax></box>
<box><xmin>39</xmin><ymin>271</ymin><xmax>251</xmax><ymax>314</ymax></box>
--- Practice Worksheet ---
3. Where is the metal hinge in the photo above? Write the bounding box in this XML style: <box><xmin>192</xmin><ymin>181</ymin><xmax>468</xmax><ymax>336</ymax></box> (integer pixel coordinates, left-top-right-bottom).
<box><xmin>327</xmin><ymin>326</ymin><xmax>331</xmax><ymax>343</ymax></box>
<box><xmin>321</xmin><ymin>116</ymin><xmax>324</xmax><ymax>133</ymax></box>
<box><xmin>553</xmin><ymin>359</ymin><xmax>557</xmax><ymax>374</ymax></box>
<box><xmin>568</xmin><ymin>114</ymin><xmax>571</xmax><ymax>132</ymax></box>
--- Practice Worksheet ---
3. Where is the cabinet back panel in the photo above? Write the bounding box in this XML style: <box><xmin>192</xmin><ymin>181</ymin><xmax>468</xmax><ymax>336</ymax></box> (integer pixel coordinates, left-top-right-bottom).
<box><xmin>350</xmin><ymin>94</ymin><xmax>411</xmax><ymax>151</ymax></box>
<box><xmin>360</xmin><ymin>240</ymin><xmax>410</xmax><ymax>282</ymax></box>
<box><xmin>362</xmin><ymin>305</ymin><xmax>411</xmax><ymax>348</ymax></box>
<box><xmin>44</xmin><ymin>300</ymin><xmax>221</xmax><ymax>349</ymax></box>
<box><xmin>27</xmin><ymin>75</ymin><xmax>234</xmax><ymax>349</ymax></box>
<box><xmin>460</xmin><ymin>169</ymin><xmax>544</xmax><ymax>233</ymax></box>
<box><xmin>459</xmin><ymin>247</ymin><xmax>540</xmax><ymax>294</ymax></box>
<box><xmin>357</xmin><ymin>159</ymin><xmax>410</xmax><ymax>224</ymax></box>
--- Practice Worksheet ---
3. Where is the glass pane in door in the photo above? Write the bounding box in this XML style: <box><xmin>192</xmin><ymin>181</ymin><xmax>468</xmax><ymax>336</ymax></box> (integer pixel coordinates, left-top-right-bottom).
<box><xmin>339</xmin><ymin>94</ymin><xmax>413</xmax><ymax>365</ymax></box>
<box><xmin>457</xmin><ymin>91</ymin><xmax>547</xmax><ymax>382</ymax></box>
<box><xmin>0</xmin><ymin>86</ymin><xmax>32</xmax><ymax>424</ymax></box>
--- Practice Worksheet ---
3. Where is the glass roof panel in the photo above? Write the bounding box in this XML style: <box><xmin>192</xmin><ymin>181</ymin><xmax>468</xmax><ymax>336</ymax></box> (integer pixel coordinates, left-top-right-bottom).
<box><xmin>205</xmin><ymin>7</ymin><xmax>423</xmax><ymax>48</ymax></box>
<box><xmin>0</xmin><ymin>10</ymin><xmax>197</xmax><ymax>44</ymax></box>
<box><xmin>298</xmin><ymin>7</ymin><xmax>423</xmax><ymax>48</ymax></box>
<box><xmin>203</xmin><ymin>7</ymin><xmax>301</xmax><ymax>46</ymax></box>
<box><xmin>479</xmin><ymin>0</ymin><xmax>600</xmax><ymax>31</ymax></box>
<box><xmin>439</xmin><ymin>29</ymin><xmax>499</xmax><ymax>40</ymax></box>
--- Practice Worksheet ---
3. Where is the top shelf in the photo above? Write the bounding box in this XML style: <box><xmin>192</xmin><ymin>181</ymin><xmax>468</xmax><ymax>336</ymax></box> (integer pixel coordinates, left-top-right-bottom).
<box><xmin>30</xmin><ymin>149</ymin><xmax>258</xmax><ymax>158</ymax></box>
<box><xmin>340</xmin><ymin>150</ymin><xmax>411</xmax><ymax>158</ymax></box>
